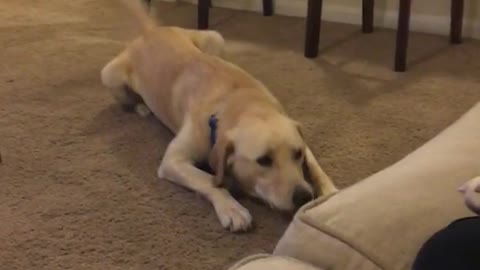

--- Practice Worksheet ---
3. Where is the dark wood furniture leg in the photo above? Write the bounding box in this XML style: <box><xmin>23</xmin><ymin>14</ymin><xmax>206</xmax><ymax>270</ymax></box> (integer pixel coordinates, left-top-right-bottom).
<box><xmin>362</xmin><ymin>0</ymin><xmax>375</xmax><ymax>33</ymax></box>
<box><xmin>394</xmin><ymin>0</ymin><xmax>412</xmax><ymax>72</ymax></box>
<box><xmin>198</xmin><ymin>0</ymin><xmax>271</xmax><ymax>29</ymax></box>
<box><xmin>450</xmin><ymin>0</ymin><xmax>464</xmax><ymax>44</ymax></box>
<box><xmin>304</xmin><ymin>0</ymin><xmax>323</xmax><ymax>58</ymax></box>
<box><xmin>263</xmin><ymin>0</ymin><xmax>274</xmax><ymax>16</ymax></box>
<box><xmin>198</xmin><ymin>0</ymin><xmax>210</xmax><ymax>29</ymax></box>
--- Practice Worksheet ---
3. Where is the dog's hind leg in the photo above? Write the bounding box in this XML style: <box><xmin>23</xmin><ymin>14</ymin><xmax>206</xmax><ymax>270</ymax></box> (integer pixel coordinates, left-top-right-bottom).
<box><xmin>175</xmin><ymin>28</ymin><xmax>226</xmax><ymax>57</ymax></box>
<box><xmin>101</xmin><ymin>52</ymin><xmax>129</xmax><ymax>89</ymax></box>
<box><xmin>101</xmin><ymin>52</ymin><xmax>151</xmax><ymax>116</ymax></box>
<box><xmin>118</xmin><ymin>85</ymin><xmax>148</xmax><ymax>115</ymax></box>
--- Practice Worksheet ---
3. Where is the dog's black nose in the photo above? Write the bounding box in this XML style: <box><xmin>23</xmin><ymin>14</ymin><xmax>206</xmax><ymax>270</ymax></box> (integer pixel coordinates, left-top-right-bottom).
<box><xmin>292</xmin><ymin>186</ymin><xmax>313</xmax><ymax>209</ymax></box>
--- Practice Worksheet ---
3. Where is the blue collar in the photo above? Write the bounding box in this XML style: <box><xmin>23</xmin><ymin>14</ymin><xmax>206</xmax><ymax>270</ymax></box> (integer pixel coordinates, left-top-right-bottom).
<box><xmin>208</xmin><ymin>114</ymin><xmax>218</xmax><ymax>147</ymax></box>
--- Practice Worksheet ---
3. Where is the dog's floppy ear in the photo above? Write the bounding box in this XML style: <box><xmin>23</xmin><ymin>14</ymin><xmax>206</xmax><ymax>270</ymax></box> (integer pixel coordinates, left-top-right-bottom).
<box><xmin>209</xmin><ymin>133</ymin><xmax>235</xmax><ymax>187</ymax></box>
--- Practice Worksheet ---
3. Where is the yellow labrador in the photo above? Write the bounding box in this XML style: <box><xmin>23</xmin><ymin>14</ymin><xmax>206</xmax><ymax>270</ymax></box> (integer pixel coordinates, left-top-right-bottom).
<box><xmin>101</xmin><ymin>0</ymin><xmax>338</xmax><ymax>232</ymax></box>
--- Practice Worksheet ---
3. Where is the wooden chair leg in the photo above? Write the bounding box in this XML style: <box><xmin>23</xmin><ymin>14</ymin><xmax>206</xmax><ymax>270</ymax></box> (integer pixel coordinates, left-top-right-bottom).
<box><xmin>394</xmin><ymin>0</ymin><xmax>412</xmax><ymax>72</ymax></box>
<box><xmin>198</xmin><ymin>0</ymin><xmax>210</xmax><ymax>29</ymax></box>
<box><xmin>304</xmin><ymin>0</ymin><xmax>323</xmax><ymax>58</ymax></box>
<box><xmin>450</xmin><ymin>0</ymin><xmax>464</xmax><ymax>44</ymax></box>
<box><xmin>362</xmin><ymin>0</ymin><xmax>375</xmax><ymax>33</ymax></box>
<box><xmin>263</xmin><ymin>0</ymin><xmax>274</xmax><ymax>16</ymax></box>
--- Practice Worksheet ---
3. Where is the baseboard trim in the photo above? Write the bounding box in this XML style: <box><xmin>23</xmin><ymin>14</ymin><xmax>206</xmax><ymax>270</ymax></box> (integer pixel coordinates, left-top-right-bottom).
<box><xmin>165</xmin><ymin>0</ymin><xmax>479</xmax><ymax>40</ymax></box>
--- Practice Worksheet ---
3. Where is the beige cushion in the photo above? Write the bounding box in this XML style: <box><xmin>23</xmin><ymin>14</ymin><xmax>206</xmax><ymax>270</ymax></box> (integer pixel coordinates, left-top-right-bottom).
<box><xmin>274</xmin><ymin>102</ymin><xmax>480</xmax><ymax>270</ymax></box>
<box><xmin>229</xmin><ymin>255</ymin><xmax>323</xmax><ymax>270</ymax></box>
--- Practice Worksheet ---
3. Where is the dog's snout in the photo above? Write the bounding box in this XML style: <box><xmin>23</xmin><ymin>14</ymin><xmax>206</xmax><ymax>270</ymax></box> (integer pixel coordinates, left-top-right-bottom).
<box><xmin>292</xmin><ymin>186</ymin><xmax>313</xmax><ymax>209</ymax></box>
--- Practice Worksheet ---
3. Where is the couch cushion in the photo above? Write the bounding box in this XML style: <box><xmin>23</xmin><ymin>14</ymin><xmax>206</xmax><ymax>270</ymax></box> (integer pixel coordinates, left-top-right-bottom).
<box><xmin>229</xmin><ymin>255</ymin><xmax>323</xmax><ymax>270</ymax></box>
<box><xmin>274</xmin><ymin>102</ymin><xmax>480</xmax><ymax>270</ymax></box>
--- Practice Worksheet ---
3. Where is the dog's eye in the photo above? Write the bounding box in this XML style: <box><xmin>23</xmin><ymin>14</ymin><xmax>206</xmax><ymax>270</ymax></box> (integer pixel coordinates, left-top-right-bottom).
<box><xmin>257</xmin><ymin>154</ymin><xmax>273</xmax><ymax>167</ymax></box>
<box><xmin>293</xmin><ymin>149</ymin><xmax>303</xmax><ymax>161</ymax></box>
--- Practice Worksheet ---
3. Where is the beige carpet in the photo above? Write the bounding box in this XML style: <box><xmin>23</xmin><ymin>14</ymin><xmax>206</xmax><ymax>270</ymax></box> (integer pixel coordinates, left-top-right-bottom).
<box><xmin>1</xmin><ymin>1</ymin><xmax>479</xmax><ymax>269</ymax></box>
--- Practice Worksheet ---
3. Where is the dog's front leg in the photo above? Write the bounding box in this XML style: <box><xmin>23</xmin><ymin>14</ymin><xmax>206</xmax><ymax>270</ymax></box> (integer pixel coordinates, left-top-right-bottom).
<box><xmin>305</xmin><ymin>146</ymin><xmax>339</xmax><ymax>197</ymax></box>
<box><xmin>157</xmin><ymin>121</ymin><xmax>252</xmax><ymax>232</ymax></box>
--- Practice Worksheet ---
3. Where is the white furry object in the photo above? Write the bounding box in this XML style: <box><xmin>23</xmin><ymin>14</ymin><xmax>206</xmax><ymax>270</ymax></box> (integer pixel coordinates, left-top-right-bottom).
<box><xmin>458</xmin><ymin>176</ymin><xmax>480</xmax><ymax>215</ymax></box>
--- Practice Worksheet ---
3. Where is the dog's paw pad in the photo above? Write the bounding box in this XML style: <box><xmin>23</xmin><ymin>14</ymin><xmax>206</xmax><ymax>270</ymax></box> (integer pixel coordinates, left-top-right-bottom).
<box><xmin>215</xmin><ymin>199</ymin><xmax>252</xmax><ymax>232</ymax></box>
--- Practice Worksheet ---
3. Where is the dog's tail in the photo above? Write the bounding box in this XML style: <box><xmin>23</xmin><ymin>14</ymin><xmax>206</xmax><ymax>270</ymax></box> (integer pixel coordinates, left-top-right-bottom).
<box><xmin>118</xmin><ymin>0</ymin><xmax>158</xmax><ymax>34</ymax></box>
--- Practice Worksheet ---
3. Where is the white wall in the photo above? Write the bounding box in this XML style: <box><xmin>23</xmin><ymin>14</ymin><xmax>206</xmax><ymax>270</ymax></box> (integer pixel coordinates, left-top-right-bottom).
<box><xmin>171</xmin><ymin>0</ymin><xmax>480</xmax><ymax>39</ymax></box>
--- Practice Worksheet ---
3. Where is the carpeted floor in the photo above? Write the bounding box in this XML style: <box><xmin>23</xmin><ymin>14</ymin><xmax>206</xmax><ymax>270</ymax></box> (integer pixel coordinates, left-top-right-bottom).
<box><xmin>1</xmin><ymin>1</ymin><xmax>479</xmax><ymax>269</ymax></box>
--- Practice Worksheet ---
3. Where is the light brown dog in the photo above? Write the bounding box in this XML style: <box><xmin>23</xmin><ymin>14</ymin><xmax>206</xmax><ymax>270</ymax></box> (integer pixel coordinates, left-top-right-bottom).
<box><xmin>101</xmin><ymin>0</ymin><xmax>338</xmax><ymax>232</ymax></box>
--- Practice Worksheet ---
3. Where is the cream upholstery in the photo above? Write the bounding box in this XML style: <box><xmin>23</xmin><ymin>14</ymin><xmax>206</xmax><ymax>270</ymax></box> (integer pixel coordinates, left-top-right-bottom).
<box><xmin>273</xmin><ymin>102</ymin><xmax>480</xmax><ymax>270</ymax></box>
<box><xmin>229</xmin><ymin>255</ymin><xmax>323</xmax><ymax>270</ymax></box>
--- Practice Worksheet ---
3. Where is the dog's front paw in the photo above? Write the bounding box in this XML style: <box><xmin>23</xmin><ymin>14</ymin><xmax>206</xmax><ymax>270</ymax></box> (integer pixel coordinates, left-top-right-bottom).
<box><xmin>214</xmin><ymin>198</ymin><xmax>252</xmax><ymax>232</ymax></box>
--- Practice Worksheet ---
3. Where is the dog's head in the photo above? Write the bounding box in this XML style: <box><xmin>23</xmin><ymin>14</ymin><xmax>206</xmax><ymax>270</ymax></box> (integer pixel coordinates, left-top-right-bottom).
<box><xmin>210</xmin><ymin>113</ymin><xmax>315</xmax><ymax>211</ymax></box>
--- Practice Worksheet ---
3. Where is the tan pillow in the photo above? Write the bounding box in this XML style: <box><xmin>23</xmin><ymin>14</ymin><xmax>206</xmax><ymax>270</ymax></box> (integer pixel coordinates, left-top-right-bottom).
<box><xmin>275</xmin><ymin>102</ymin><xmax>480</xmax><ymax>270</ymax></box>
